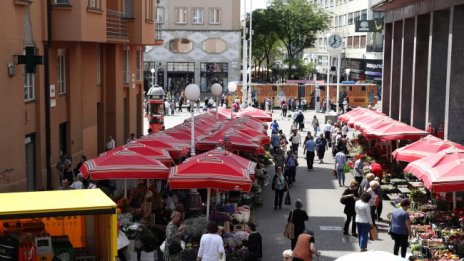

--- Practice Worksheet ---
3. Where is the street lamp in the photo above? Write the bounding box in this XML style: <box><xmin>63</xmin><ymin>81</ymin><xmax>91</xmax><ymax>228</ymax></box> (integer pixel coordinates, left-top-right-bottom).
<box><xmin>211</xmin><ymin>83</ymin><xmax>223</xmax><ymax>128</ymax></box>
<box><xmin>185</xmin><ymin>84</ymin><xmax>200</xmax><ymax>156</ymax></box>
<box><xmin>345</xmin><ymin>68</ymin><xmax>351</xmax><ymax>82</ymax></box>
<box><xmin>228</xmin><ymin>82</ymin><xmax>237</xmax><ymax>119</ymax></box>
<box><xmin>150</xmin><ymin>68</ymin><xmax>155</xmax><ymax>87</ymax></box>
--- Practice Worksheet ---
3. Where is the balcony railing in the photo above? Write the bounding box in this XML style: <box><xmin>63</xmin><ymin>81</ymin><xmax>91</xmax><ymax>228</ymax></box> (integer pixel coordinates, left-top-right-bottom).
<box><xmin>107</xmin><ymin>9</ymin><xmax>128</xmax><ymax>40</ymax></box>
<box><xmin>366</xmin><ymin>45</ymin><xmax>383</xmax><ymax>53</ymax></box>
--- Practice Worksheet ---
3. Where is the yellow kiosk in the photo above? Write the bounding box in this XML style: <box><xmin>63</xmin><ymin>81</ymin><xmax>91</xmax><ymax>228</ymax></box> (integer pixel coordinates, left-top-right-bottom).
<box><xmin>0</xmin><ymin>189</ymin><xmax>117</xmax><ymax>260</ymax></box>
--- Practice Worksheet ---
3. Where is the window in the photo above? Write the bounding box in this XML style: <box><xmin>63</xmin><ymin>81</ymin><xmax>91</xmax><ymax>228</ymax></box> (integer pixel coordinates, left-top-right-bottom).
<box><xmin>123</xmin><ymin>0</ymin><xmax>133</xmax><ymax>18</ymax></box>
<box><xmin>360</xmin><ymin>35</ymin><xmax>366</xmax><ymax>48</ymax></box>
<box><xmin>57</xmin><ymin>49</ymin><xmax>66</xmax><ymax>94</ymax></box>
<box><xmin>156</xmin><ymin>7</ymin><xmax>164</xmax><ymax>24</ymax></box>
<box><xmin>88</xmin><ymin>0</ymin><xmax>101</xmax><ymax>9</ymax></box>
<box><xmin>361</xmin><ymin>9</ymin><xmax>367</xmax><ymax>20</ymax></box>
<box><xmin>24</xmin><ymin>73</ymin><xmax>35</xmax><ymax>101</ymax></box>
<box><xmin>373</xmin><ymin>11</ymin><xmax>384</xmax><ymax>19</ymax></box>
<box><xmin>166</xmin><ymin>62</ymin><xmax>195</xmax><ymax>72</ymax></box>
<box><xmin>347</xmin><ymin>36</ymin><xmax>353</xmax><ymax>48</ymax></box>
<box><xmin>343</xmin><ymin>14</ymin><xmax>347</xmax><ymax>25</ymax></box>
<box><xmin>354</xmin><ymin>36</ymin><xmax>360</xmax><ymax>48</ymax></box>
<box><xmin>192</xmin><ymin>8</ymin><xmax>204</xmax><ymax>24</ymax></box>
<box><xmin>348</xmin><ymin>13</ymin><xmax>353</xmax><ymax>25</ymax></box>
<box><xmin>175</xmin><ymin>8</ymin><xmax>187</xmax><ymax>24</ymax></box>
<box><xmin>123</xmin><ymin>47</ymin><xmax>130</xmax><ymax>83</ymax></box>
<box><xmin>354</xmin><ymin>11</ymin><xmax>361</xmax><ymax>22</ymax></box>
<box><xmin>209</xmin><ymin>8</ymin><xmax>220</xmax><ymax>24</ymax></box>
<box><xmin>335</xmin><ymin>16</ymin><xmax>339</xmax><ymax>27</ymax></box>
<box><xmin>55</xmin><ymin>0</ymin><xmax>70</xmax><ymax>4</ymax></box>
<box><xmin>136</xmin><ymin>49</ymin><xmax>143</xmax><ymax>80</ymax></box>
<box><xmin>145</xmin><ymin>0</ymin><xmax>153</xmax><ymax>21</ymax></box>
<box><xmin>96</xmin><ymin>45</ymin><xmax>101</xmax><ymax>85</ymax></box>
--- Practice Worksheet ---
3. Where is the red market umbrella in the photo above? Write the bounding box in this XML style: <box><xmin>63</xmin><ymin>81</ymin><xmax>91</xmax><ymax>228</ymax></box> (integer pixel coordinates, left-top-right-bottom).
<box><xmin>217</xmin><ymin>107</ymin><xmax>233</xmax><ymax>119</ymax></box>
<box><xmin>354</xmin><ymin>115</ymin><xmax>391</xmax><ymax>132</ymax></box>
<box><xmin>392</xmin><ymin>135</ymin><xmax>464</xmax><ymax>162</ymax></box>
<box><xmin>138</xmin><ymin>136</ymin><xmax>189</xmax><ymax>160</ymax></box>
<box><xmin>347</xmin><ymin>109</ymin><xmax>385</xmax><ymax>128</ymax></box>
<box><xmin>364</xmin><ymin>122</ymin><xmax>429</xmax><ymax>141</ymax></box>
<box><xmin>116</xmin><ymin>142</ymin><xmax>173</xmax><ymax>167</ymax></box>
<box><xmin>80</xmin><ymin>149</ymin><xmax>169</xmax><ymax>180</ymax></box>
<box><xmin>404</xmin><ymin>148</ymin><xmax>464</xmax><ymax>193</ymax></box>
<box><xmin>196</xmin><ymin>129</ymin><xmax>260</xmax><ymax>152</ymax></box>
<box><xmin>168</xmin><ymin>148</ymin><xmax>255</xmax><ymax>219</ymax></box>
<box><xmin>235</xmin><ymin>107</ymin><xmax>273</xmax><ymax>122</ymax></box>
<box><xmin>338</xmin><ymin>107</ymin><xmax>366</xmax><ymax>123</ymax></box>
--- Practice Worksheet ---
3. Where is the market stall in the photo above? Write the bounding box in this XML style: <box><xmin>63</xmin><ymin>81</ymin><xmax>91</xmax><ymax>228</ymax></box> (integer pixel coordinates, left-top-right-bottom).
<box><xmin>0</xmin><ymin>189</ymin><xmax>117</xmax><ymax>260</ymax></box>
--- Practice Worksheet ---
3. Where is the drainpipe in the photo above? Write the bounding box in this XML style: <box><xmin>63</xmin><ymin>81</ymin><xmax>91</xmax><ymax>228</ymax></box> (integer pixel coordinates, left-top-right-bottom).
<box><xmin>44</xmin><ymin>0</ymin><xmax>52</xmax><ymax>190</ymax></box>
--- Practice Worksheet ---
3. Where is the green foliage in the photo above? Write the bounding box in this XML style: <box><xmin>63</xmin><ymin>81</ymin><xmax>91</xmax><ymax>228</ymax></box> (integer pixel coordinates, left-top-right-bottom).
<box><xmin>266</xmin><ymin>0</ymin><xmax>330</xmax><ymax>78</ymax></box>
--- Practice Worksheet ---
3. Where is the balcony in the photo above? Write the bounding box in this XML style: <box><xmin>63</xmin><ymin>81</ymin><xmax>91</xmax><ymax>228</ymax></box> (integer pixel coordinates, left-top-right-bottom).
<box><xmin>366</xmin><ymin>45</ymin><xmax>383</xmax><ymax>53</ymax></box>
<box><xmin>107</xmin><ymin>10</ymin><xmax>129</xmax><ymax>41</ymax></box>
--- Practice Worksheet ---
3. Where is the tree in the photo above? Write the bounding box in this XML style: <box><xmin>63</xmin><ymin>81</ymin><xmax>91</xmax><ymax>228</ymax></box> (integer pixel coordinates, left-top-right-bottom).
<box><xmin>251</xmin><ymin>8</ymin><xmax>281</xmax><ymax>82</ymax></box>
<box><xmin>268</xmin><ymin>0</ymin><xmax>330</xmax><ymax>79</ymax></box>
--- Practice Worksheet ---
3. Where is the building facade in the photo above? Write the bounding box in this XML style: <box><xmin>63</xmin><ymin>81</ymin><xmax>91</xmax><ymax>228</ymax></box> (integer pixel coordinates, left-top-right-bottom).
<box><xmin>307</xmin><ymin>0</ymin><xmax>384</xmax><ymax>87</ymax></box>
<box><xmin>144</xmin><ymin>0</ymin><xmax>241</xmax><ymax>95</ymax></box>
<box><xmin>0</xmin><ymin>0</ymin><xmax>157</xmax><ymax>192</ymax></box>
<box><xmin>373</xmin><ymin>0</ymin><xmax>464</xmax><ymax>144</ymax></box>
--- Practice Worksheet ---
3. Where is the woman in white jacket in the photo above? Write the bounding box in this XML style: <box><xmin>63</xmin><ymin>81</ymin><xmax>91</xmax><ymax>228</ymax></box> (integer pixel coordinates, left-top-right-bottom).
<box><xmin>355</xmin><ymin>192</ymin><xmax>373</xmax><ymax>252</ymax></box>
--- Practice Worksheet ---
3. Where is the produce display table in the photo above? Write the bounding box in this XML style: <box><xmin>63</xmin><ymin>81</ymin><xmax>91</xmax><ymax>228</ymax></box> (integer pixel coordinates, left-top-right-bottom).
<box><xmin>398</xmin><ymin>187</ymin><xmax>411</xmax><ymax>195</ymax></box>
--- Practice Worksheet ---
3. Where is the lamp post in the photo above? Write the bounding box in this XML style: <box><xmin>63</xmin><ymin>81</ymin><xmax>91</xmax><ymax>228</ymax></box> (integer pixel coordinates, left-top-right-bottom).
<box><xmin>345</xmin><ymin>68</ymin><xmax>351</xmax><ymax>82</ymax></box>
<box><xmin>150</xmin><ymin>68</ymin><xmax>155</xmax><ymax>87</ymax></box>
<box><xmin>228</xmin><ymin>82</ymin><xmax>237</xmax><ymax>119</ymax></box>
<box><xmin>185</xmin><ymin>84</ymin><xmax>200</xmax><ymax>156</ymax></box>
<box><xmin>211</xmin><ymin>83</ymin><xmax>223</xmax><ymax>128</ymax></box>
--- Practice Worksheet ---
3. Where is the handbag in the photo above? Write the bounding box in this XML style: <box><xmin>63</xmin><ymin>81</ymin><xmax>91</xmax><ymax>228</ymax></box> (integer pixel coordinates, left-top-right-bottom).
<box><xmin>369</xmin><ymin>226</ymin><xmax>378</xmax><ymax>241</ymax></box>
<box><xmin>283</xmin><ymin>211</ymin><xmax>295</xmax><ymax>239</ymax></box>
<box><xmin>332</xmin><ymin>169</ymin><xmax>337</xmax><ymax>178</ymax></box>
<box><xmin>284</xmin><ymin>191</ymin><xmax>292</xmax><ymax>205</ymax></box>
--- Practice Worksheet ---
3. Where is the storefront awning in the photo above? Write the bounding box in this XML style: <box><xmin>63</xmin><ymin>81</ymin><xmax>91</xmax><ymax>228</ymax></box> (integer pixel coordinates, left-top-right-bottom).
<box><xmin>0</xmin><ymin>189</ymin><xmax>117</xmax><ymax>220</ymax></box>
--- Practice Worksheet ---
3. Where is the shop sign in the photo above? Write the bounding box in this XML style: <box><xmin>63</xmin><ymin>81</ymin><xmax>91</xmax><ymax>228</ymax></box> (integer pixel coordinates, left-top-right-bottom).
<box><xmin>355</xmin><ymin>19</ymin><xmax>384</xmax><ymax>32</ymax></box>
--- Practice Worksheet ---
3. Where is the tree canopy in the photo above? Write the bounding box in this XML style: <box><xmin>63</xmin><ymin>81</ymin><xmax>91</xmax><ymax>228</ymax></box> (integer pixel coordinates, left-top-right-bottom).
<box><xmin>252</xmin><ymin>0</ymin><xmax>330</xmax><ymax>79</ymax></box>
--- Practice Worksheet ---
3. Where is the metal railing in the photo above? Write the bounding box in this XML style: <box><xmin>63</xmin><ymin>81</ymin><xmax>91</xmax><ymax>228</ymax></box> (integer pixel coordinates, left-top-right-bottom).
<box><xmin>106</xmin><ymin>9</ymin><xmax>128</xmax><ymax>39</ymax></box>
<box><xmin>366</xmin><ymin>45</ymin><xmax>383</xmax><ymax>53</ymax></box>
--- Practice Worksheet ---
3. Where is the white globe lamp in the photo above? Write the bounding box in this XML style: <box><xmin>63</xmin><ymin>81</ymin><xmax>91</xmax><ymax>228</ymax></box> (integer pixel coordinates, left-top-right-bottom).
<box><xmin>228</xmin><ymin>82</ymin><xmax>237</xmax><ymax>93</ymax></box>
<box><xmin>184</xmin><ymin>84</ymin><xmax>200</xmax><ymax>156</ymax></box>
<box><xmin>211</xmin><ymin>83</ymin><xmax>223</xmax><ymax>128</ymax></box>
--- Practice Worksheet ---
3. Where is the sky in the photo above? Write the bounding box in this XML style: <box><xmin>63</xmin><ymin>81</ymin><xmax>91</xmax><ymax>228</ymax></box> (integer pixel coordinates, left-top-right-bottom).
<box><xmin>241</xmin><ymin>0</ymin><xmax>269</xmax><ymax>16</ymax></box>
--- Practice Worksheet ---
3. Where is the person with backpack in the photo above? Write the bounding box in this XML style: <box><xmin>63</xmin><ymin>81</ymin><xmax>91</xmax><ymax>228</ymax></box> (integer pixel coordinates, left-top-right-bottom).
<box><xmin>282</xmin><ymin>102</ymin><xmax>288</xmax><ymax>117</ymax></box>
<box><xmin>272</xmin><ymin>166</ymin><xmax>287</xmax><ymax>210</ymax></box>
<box><xmin>285</xmin><ymin>151</ymin><xmax>298</xmax><ymax>184</ymax></box>
<box><xmin>315</xmin><ymin>134</ymin><xmax>327</xmax><ymax>164</ymax></box>
<box><xmin>271</xmin><ymin>130</ymin><xmax>281</xmax><ymax>154</ymax></box>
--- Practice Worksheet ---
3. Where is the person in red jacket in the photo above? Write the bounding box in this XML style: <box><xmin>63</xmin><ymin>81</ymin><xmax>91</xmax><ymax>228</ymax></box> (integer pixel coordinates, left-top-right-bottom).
<box><xmin>292</xmin><ymin>231</ymin><xmax>320</xmax><ymax>261</ymax></box>
<box><xmin>370</xmin><ymin>159</ymin><xmax>383</xmax><ymax>180</ymax></box>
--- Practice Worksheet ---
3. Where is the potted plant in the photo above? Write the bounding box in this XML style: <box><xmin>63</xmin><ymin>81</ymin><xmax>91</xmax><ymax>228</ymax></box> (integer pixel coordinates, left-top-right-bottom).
<box><xmin>184</xmin><ymin>217</ymin><xmax>208</xmax><ymax>243</ymax></box>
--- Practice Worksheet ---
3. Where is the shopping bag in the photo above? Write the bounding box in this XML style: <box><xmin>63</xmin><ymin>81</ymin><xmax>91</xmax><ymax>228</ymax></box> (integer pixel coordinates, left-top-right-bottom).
<box><xmin>369</xmin><ymin>226</ymin><xmax>378</xmax><ymax>241</ymax></box>
<box><xmin>284</xmin><ymin>191</ymin><xmax>292</xmax><ymax>205</ymax></box>
<box><xmin>283</xmin><ymin>222</ymin><xmax>295</xmax><ymax>240</ymax></box>
<box><xmin>283</xmin><ymin>210</ymin><xmax>295</xmax><ymax>239</ymax></box>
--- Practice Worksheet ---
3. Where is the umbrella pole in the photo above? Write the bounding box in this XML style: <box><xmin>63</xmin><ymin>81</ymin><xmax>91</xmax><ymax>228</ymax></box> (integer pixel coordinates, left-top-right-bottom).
<box><xmin>207</xmin><ymin>188</ymin><xmax>211</xmax><ymax>221</ymax></box>
<box><xmin>124</xmin><ymin>179</ymin><xmax>127</xmax><ymax>198</ymax></box>
<box><xmin>453</xmin><ymin>192</ymin><xmax>457</xmax><ymax>210</ymax></box>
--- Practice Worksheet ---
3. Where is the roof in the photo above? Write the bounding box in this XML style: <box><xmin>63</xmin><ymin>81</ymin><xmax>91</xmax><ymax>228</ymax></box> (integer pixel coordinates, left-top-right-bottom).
<box><xmin>0</xmin><ymin>189</ymin><xmax>116</xmax><ymax>220</ymax></box>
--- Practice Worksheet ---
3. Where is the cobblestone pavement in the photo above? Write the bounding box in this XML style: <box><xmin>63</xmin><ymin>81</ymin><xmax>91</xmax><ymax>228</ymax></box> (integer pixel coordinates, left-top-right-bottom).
<box><xmin>135</xmin><ymin>108</ymin><xmax>397</xmax><ymax>261</ymax></box>
<box><xmin>254</xmin><ymin>109</ymin><xmax>397</xmax><ymax>261</ymax></box>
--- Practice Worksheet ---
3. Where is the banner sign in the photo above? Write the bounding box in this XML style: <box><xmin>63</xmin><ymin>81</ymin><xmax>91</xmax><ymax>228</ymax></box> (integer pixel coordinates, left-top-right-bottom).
<box><xmin>355</xmin><ymin>19</ymin><xmax>384</xmax><ymax>32</ymax></box>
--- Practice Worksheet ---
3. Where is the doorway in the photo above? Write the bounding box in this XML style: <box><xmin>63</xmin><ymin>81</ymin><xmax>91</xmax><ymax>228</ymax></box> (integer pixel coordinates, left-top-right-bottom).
<box><xmin>59</xmin><ymin>122</ymin><xmax>68</xmax><ymax>156</ymax></box>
